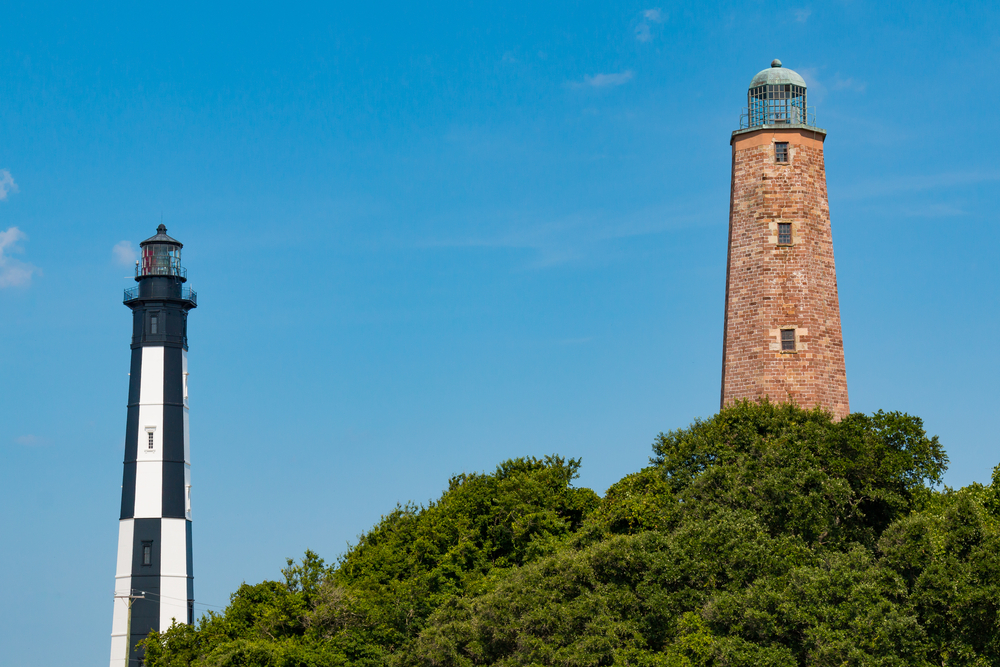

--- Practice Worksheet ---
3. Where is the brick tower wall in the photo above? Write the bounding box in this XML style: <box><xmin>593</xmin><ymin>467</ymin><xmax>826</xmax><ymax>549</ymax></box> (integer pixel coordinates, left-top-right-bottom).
<box><xmin>721</xmin><ymin>127</ymin><xmax>849</xmax><ymax>420</ymax></box>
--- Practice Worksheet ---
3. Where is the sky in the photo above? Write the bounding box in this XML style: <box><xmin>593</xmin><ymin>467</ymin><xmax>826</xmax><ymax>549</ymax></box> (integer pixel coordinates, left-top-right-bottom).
<box><xmin>1</xmin><ymin>1</ymin><xmax>998</xmax><ymax>664</ymax></box>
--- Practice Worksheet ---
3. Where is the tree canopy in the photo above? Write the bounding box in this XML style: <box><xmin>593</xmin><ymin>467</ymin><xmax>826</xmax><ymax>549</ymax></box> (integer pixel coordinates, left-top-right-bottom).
<box><xmin>142</xmin><ymin>402</ymin><xmax>1000</xmax><ymax>666</ymax></box>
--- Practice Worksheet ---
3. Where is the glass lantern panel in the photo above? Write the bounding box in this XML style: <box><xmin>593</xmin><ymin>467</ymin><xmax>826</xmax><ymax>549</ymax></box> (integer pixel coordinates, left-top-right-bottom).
<box><xmin>141</xmin><ymin>244</ymin><xmax>183</xmax><ymax>276</ymax></box>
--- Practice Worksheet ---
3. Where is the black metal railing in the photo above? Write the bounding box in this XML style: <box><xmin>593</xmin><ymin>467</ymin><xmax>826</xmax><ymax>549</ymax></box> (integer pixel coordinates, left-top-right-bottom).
<box><xmin>740</xmin><ymin>105</ymin><xmax>817</xmax><ymax>130</ymax></box>
<box><xmin>136</xmin><ymin>262</ymin><xmax>188</xmax><ymax>279</ymax></box>
<box><xmin>123</xmin><ymin>286</ymin><xmax>197</xmax><ymax>304</ymax></box>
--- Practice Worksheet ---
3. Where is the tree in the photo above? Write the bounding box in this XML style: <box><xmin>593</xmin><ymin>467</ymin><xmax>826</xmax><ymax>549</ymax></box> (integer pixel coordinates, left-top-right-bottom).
<box><xmin>143</xmin><ymin>456</ymin><xmax>599</xmax><ymax>666</ymax></box>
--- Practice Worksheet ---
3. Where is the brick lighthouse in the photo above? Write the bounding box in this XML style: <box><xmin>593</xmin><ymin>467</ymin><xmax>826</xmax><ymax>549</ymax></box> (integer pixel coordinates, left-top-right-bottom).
<box><xmin>720</xmin><ymin>60</ymin><xmax>849</xmax><ymax>419</ymax></box>
<box><xmin>110</xmin><ymin>225</ymin><xmax>197</xmax><ymax>666</ymax></box>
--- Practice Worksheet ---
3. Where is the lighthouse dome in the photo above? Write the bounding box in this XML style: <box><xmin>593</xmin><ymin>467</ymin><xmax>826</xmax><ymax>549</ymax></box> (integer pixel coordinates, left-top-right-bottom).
<box><xmin>741</xmin><ymin>59</ymin><xmax>814</xmax><ymax>129</ymax></box>
<box><xmin>140</xmin><ymin>223</ymin><xmax>183</xmax><ymax>248</ymax></box>
<box><xmin>749</xmin><ymin>59</ymin><xmax>807</xmax><ymax>88</ymax></box>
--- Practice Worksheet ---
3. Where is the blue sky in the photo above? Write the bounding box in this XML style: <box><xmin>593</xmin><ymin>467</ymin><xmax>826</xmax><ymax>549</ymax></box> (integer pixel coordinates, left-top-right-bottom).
<box><xmin>1</xmin><ymin>1</ymin><xmax>998</xmax><ymax>664</ymax></box>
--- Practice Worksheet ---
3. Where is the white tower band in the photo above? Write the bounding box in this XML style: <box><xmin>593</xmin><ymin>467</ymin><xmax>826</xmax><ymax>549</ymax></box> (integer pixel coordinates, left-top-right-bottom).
<box><xmin>111</xmin><ymin>225</ymin><xmax>197</xmax><ymax>666</ymax></box>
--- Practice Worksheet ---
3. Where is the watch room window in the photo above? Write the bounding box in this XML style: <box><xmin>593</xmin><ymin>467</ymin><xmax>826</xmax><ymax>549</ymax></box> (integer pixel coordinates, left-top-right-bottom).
<box><xmin>778</xmin><ymin>223</ymin><xmax>792</xmax><ymax>245</ymax></box>
<box><xmin>781</xmin><ymin>329</ymin><xmax>796</xmax><ymax>351</ymax></box>
<box><xmin>775</xmin><ymin>142</ymin><xmax>789</xmax><ymax>163</ymax></box>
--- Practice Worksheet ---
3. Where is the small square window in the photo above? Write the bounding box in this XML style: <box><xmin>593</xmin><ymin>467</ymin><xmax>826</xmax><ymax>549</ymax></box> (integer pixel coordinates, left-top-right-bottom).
<box><xmin>148</xmin><ymin>431</ymin><xmax>155</xmax><ymax>450</ymax></box>
<box><xmin>781</xmin><ymin>329</ymin><xmax>796</xmax><ymax>351</ymax></box>
<box><xmin>142</xmin><ymin>541</ymin><xmax>153</xmax><ymax>566</ymax></box>
<box><xmin>775</xmin><ymin>142</ymin><xmax>789</xmax><ymax>163</ymax></box>
<box><xmin>778</xmin><ymin>223</ymin><xmax>792</xmax><ymax>245</ymax></box>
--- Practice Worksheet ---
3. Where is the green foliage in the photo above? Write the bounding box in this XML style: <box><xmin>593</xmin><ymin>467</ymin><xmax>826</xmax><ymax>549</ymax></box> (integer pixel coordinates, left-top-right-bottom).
<box><xmin>580</xmin><ymin>468</ymin><xmax>677</xmax><ymax>539</ymax></box>
<box><xmin>143</xmin><ymin>456</ymin><xmax>598</xmax><ymax>666</ymax></box>
<box><xmin>144</xmin><ymin>403</ymin><xmax>1000</xmax><ymax>667</ymax></box>
<box><xmin>326</xmin><ymin>455</ymin><xmax>600</xmax><ymax>651</ymax></box>
<box><xmin>650</xmin><ymin>400</ymin><xmax>947</xmax><ymax>549</ymax></box>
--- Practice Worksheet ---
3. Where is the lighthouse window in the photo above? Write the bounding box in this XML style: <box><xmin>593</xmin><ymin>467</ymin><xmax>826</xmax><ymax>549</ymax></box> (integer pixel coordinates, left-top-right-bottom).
<box><xmin>142</xmin><ymin>541</ymin><xmax>152</xmax><ymax>566</ymax></box>
<box><xmin>148</xmin><ymin>431</ymin><xmax>155</xmax><ymax>450</ymax></box>
<box><xmin>775</xmin><ymin>142</ymin><xmax>789</xmax><ymax>163</ymax></box>
<box><xmin>150</xmin><ymin>315</ymin><xmax>158</xmax><ymax>334</ymax></box>
<box><xmin>781</xmin><ymin>329</ymin><xmax>796</xmax><ymax>351</ymax></box>
<box><xmin>778</xmin><ymin>223</ymin><xmax>792</xmax><ymax>245</ymax></box>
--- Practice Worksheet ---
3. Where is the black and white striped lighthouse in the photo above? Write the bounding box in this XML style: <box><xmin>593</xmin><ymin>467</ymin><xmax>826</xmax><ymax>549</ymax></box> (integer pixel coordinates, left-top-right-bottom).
<box><xmin>111</xmin><ymin>225</ymin><xmax>197</xmax><ymax>666</ymax></box>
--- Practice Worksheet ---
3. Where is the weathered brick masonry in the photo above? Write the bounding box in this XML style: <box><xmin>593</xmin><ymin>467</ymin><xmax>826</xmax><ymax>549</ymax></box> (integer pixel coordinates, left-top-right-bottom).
<box><xmin>721</xmin><ymin>126</ymin><xmax>849</xmax><ymax>419</ymax></box>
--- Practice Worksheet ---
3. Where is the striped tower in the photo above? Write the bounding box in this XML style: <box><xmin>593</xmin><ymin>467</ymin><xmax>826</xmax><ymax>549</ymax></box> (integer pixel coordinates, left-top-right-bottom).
<box><xmin>111</xmin><ymin>225</ymin><xmax>197</xmax><ymax>666</ymax></box>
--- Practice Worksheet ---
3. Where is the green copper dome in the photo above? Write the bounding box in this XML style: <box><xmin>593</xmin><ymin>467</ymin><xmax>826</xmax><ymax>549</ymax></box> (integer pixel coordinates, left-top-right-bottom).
<box><xmin>749</xmin><ymin>59</ymin><xmax>807</xmax><ymax>89</ymax></box>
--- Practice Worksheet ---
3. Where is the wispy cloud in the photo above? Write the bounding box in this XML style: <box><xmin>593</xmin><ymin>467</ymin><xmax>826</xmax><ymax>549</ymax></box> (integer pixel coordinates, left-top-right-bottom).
<box><xmin>899</xmin><ymin>203</ymin><xmax>968</xmax><ymax>218</ymax></box>
<box><xmin>831</xmin><ymin>75</ymin><xmax>866</xmax><ymax>92</ymax></box>
<box><xmin>838</xmin><ymin>171</ymin><xmax>1000</xmax><ymax>201</ymax></box>
<box><xmin>794</xmin><ymin>8</ymin><xmax>812</xmax><ymax>22</ymax></box>
<box><xmin>0</xmin><ymin>227</ymin><xmax>41</xmax><ymax>288</ymax></box>
<box><xmin>16</xmin><ymin>434</ymin><xmax>45</xmax><ymax>447</ymax></box>
<box><xmin>797</xmin><ymin>67</ymin><xmax>865</xmax><ymax>102</ymax></box>
<box><xmin>558</xmin><ymin>336</ymin><xmax>595</xmax><ymax>346</ymax></box>
<box><xmin>420</xmin><ymin>203</ymin><xmax>711</xmax><ymax>270</ymax></box>
<box><xmin>113</xmin><ymin>240</ymin><xmax>138</xmax><ymax>266</ymax></box>
<box><xmin>795</xmin><ymin>67</ymin><xmax>825</xmax><ymax>99</ymax></box>
<box><xmin>635</xmin><ymin>8</ymin><xmax>665</xmax><ymax>42</ymax></box>
<box><xmin>575</xmin><ymin>70</ymin><xmax>635</xmax><ymax>89</ymax></box>
<box><xmin>0</xmin><ymin>169</ymin><xmax>18</xmax><ymax>200</ymax></box>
